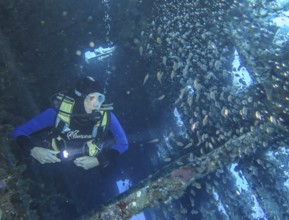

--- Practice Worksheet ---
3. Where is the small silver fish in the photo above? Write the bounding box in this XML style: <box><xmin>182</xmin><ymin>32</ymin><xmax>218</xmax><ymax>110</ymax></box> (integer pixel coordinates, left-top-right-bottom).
<box><xmin>163</xmin><ymin>157</ymin><xmax>171</xmax><ymax>162</ymax></box>
<box><xmin>255</xmin><ymin>111</ymin><xmax>262</xmax><ymax>120</ymax></box>
<box><xmin>176</xmin><ymin>141</ymin><xmax>184</xmax><ymax>147</ymax></box>
<box><xmin>162</xmin><ymin>56</ymin><xmax>167</xmax><ymax>66</ymax></box>
<box><xmin>143</xmin><ymin>74</ymin><xmax>149</xmax><ymax>85</ymax></box>
<box><xmin>157</xmin><ymin>71</ymin><xmax>163</xmax><ymax>84</ymax></box>
<box><xmin>147</xmin><ymin>138</ymin><xmax>159</xmax><ymax>143</ymax></box>
<box><xmin>157</xmin><ymin>94</ymin><xmax>166</xmax><ymax>100</ymax></box>
<box><xmin>191</xmin><ymin>122</ymin><xmax>198</xmax><ymax>132</ymax></box>
<box><xmin>184</xmin><ymin>142</ymin><xmax>193</xmax><ymax>149</ymax></box>
<box><xmin>139</xmin><ymin>46</ymin><xmax>143</xmax><ymax>56</ymax></box>
<box><xmin>202</xmin><ymin>115</ymin><xmax>208</xmax><ymax>126</ymax></box>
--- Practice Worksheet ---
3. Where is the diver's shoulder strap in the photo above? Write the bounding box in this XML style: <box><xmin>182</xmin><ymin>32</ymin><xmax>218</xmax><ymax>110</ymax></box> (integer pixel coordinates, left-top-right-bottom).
<box><xmin>94</xmin><ymin>110</ymin><xmax>111</xmax><ymax>142</ymax></box>
<box><xmin>53</xmin><ymin>93</ymin><xmax>75</xmax><ymax>129</ymax></box>
<box><xmin>48</xmin><ymin>94</ymin><xmax>74</xmax><ymax>148</ymax></box>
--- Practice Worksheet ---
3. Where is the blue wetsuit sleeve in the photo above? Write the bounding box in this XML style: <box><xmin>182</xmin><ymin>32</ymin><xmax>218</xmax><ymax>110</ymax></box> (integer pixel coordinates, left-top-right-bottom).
<box><xmin>97</xmin><ymin>112</ymin><xmax>128</xmax><ymax>168</ymax></box>
<box><xmin>109</xmin><ymin>112</ymin><xmax>128</xmax><ymax>154</ymax></box>
<box><xmin>12</xmin><ymin>108</ymin><xmax>57</xmax><ymax>139</ymax></box>
<box><xmin>12</xmin><ymin>108</ymin><xmax>57</xmax><ymax>153</ymax></box>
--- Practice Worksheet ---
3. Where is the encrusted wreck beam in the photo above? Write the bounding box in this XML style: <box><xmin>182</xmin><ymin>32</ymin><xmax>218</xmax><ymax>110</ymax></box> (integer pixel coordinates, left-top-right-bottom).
<box><xmin>85</xmin><ymin>122</ymin><xmax>288</xmax><ymax>220</ymax></box>
<box><xmin>0</xmin><ymin>29</ymin><xmax>39</xmax><ymax>219</ymax></box>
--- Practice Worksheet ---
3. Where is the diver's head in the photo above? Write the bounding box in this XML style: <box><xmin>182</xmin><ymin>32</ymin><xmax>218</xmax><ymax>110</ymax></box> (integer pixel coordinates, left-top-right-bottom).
<box><xmin>75</xmin><ymin>76</ymin><xmax>105</xmax><ymax>113</ymax></box>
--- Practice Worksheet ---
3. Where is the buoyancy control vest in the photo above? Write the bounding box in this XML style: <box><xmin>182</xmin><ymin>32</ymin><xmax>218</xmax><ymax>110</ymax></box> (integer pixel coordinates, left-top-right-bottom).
<box><xmin>49</xmin><ymin>93</ymin><xmax>112</xmax><ymax>159</ymax></box>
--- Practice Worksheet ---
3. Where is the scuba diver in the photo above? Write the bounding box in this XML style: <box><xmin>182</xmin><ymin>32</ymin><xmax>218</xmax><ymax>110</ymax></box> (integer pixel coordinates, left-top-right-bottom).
<box><xmin>12</xmin><ymin>76</ymin><xmax>128</xmax><ymax>169</ymax></box>
<box><xmin>11</xmin><ymin>76</ymin><xmax>129</xmax><ymax>218</ymax></box>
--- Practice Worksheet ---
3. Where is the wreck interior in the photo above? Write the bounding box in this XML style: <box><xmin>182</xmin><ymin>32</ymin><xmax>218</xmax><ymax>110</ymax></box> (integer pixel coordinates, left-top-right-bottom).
<box><xmin>1</xmin><ymin>0</ymin><xmax>289</xmax><ymax>219</ymax></box>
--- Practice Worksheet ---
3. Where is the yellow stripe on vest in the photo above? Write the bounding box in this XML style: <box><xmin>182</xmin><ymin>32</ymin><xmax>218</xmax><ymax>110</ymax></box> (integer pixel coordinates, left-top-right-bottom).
<box><xmin>51</xmin><ymin>138</ymin><xmax>60</xmax><ymax>151</ymax></box>
<box><xmin>102</xmin><ymin>111</ymin><xmax>107</xmax><ymax>126</ymax></box>
<box><xmin>58</xmin><ymin>97</ymin><xmax>75</xmax><ymax>125</ymax></box>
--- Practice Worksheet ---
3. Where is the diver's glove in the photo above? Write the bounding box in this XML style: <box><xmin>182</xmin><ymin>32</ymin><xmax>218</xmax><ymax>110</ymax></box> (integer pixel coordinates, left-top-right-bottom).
<box><xmin>30</xmin><ymin>147</ymin><xmax>61</xmax><ymax>164</ymax></box>
<box><xmin>15</xmin><ymin>135</ymin><xmax>36</xmax><ymax>156</ymax></box>
<box><xmin>74</xmin><ymin>156</ymin><xmax>99</xmax><ymax>170</ymax></box>
<box><xmin>97</xmin><ymin>149</ymin><xmax>120</xmax><ymax>168</ymax></box>
<box><xmin>73</xmin><ymin>149</ymin><xmax>120</xmax><ymax>170</ymax></box>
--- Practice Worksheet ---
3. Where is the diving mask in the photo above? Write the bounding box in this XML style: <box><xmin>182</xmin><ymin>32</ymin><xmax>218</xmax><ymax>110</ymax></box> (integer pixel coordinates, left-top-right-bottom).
<box><xmin>96</xmin><ymin>93</ymin><xmax>105</xmax><ymax>104</ymax></box>
<box><xmin>85</xmin><ymin>92</ymin><xmax>106</xmax><ymax>113</ymax></box>
<box><xmin>87</xmin><ymin>93</ymin><xmax>105</xmax><ymax>105</ymax></box>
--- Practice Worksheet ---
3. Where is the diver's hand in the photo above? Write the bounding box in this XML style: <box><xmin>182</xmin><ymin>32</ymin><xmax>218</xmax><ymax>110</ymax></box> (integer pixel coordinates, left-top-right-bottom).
<box><xmin>30</xmin><ymin>147</ymin><xmax>61</xmax><ymax>164</ymax></box>
<box><xmin>74</xmin><ymin>156</ymin><xmax>99</xmax><ymax>170</ymax></box>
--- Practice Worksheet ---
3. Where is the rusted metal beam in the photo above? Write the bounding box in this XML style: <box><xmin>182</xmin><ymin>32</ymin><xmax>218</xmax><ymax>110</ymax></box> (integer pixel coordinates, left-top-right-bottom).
<box><xmin>84</xmin><ymin>122</ymin><xmax>288</xmax><ymax>220</ymax></box>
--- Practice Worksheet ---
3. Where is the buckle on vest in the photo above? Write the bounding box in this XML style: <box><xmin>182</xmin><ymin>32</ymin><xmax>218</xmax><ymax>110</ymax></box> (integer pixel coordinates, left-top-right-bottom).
<box><xmin>86</xmin><ymin>140</ymin><xmax>102</xmax><ymax>156</ymax></box>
